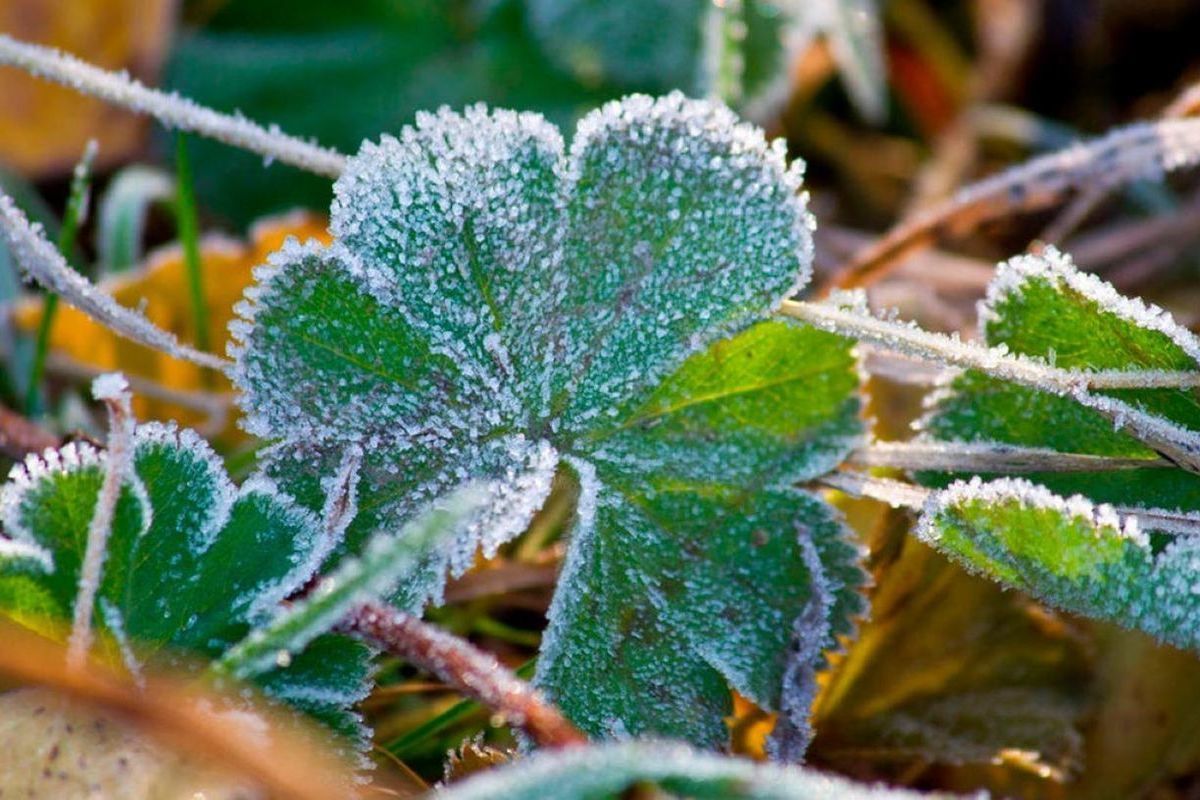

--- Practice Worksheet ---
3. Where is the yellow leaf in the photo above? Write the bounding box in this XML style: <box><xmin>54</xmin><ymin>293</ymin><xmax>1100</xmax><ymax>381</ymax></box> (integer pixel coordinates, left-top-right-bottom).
<box><xmin>15</xmin><ymin>211</ymin><xmax>331</xmax><ymax>435</ymax></box>
<box><xmin>0</xmin><ymin>0</ymin><xmax>174</xmax><ymax>177</ymax></box>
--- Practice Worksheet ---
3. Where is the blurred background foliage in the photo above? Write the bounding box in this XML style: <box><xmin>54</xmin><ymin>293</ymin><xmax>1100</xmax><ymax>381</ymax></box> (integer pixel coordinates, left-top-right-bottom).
<box><xmin>2</xmin><ymin>0</ymin><xmax>1200</xmax><ymax>797</ymax></box>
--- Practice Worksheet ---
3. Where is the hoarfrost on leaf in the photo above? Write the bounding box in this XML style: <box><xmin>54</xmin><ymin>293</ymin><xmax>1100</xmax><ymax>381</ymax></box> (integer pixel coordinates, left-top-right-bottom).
<box><xmin>0</xmin><ymin>421</ymin><xmax>371</xmax><ymax>750</ymax></box>
<box><xmin>916</xmin><ymin>476</ymin><xmax>1200</xmax><ymax>653</ymax></box>
<box><xmin>233</xmin><ymin>92</ymin><xmax>867</xmax><ymax>750</ymax></box>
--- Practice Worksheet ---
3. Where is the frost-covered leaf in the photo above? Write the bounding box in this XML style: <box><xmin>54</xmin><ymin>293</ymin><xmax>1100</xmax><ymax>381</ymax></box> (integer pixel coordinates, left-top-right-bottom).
<box><xmin>233</xmin><ymin>93</ymin><xmax>866</xmax><ymax>749</ymax></box>
<box><xmin>0</xmin><ymin>423</ymin><xmax>369</xmax><ymax>741</ymax></box>
<box><xmin>916</xmin><ymin>476</ymin><xmax>1200</xmax><ymax>652</ymax></box>
<box><xmin>216</xmin><ymin>485</ymin><xmax>487</xmax><ymax>679</ymax></box>
<box><xmin>431</xmin><ymin>740</ymin><xmax>949</xmax><ymax>800</ymax></box>
<box><xmin>921</xmin><ymin>247</ymin><xmax>1200</xmax><ymax>513</ymax></box>
<box><xmin>537</xmin><ymin>475</ymin><xmax>865</xmax><ymax>752</ymax></box>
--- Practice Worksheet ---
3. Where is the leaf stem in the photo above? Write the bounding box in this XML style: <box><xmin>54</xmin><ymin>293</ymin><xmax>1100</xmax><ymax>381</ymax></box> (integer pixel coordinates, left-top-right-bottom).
<box><xmin>342</xmin><ymin>601</ymin><xmax>587</xmax><ymax>750</ymax></box>
<box><xmin>67</xmin><ymin>373</ymin><xmax>134</xmax><ymax>671</ymax></box>
<box><xmin>820</xmin><ymin>470</ymin><xmax>1200</xmax><ymax>535</ymax></box>
<box><xmin>0</xmin><ymin>187</ymin><xmax>227</xmax><ymax>370</ymax></box>
<box><xmin>26</xmin><ymin>140</ymin><xmax>97</xmax><ymax>415</ymax></box>
<box><xmin>0</xmin><ymin>34</ymin><xmax>347</xmax><ymax>178</ymax></box>
<box><xmin>850</xmin><ymin>440</ymin><xmax>1173</xmax><ymax>473</ymax></box>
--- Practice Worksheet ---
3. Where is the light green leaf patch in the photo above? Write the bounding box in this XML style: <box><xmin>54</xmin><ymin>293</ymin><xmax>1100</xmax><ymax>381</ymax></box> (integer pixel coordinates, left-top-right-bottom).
<box><xmin>233</xmin><ymin>94</ymin><xmax>867</xmax><ymax>750</ymax></box>
<box><xmin>0</xmin><ymin>423</ymin><xmax>371</xmax><ymax>746</ymax></box>
<box><xmin>917</xmin><ymin>476</ymin><xmax>1200</xmax><ymax>653</ymax></box>
<box><xmin>921</xmin><ymin>247</ymin><xmax>1200</xmax><ymax>514</ymax></box>
<box><xmin>431</xmin><ymin>740</ymin><xmax>947</xmax><ymax>800</ymax></box>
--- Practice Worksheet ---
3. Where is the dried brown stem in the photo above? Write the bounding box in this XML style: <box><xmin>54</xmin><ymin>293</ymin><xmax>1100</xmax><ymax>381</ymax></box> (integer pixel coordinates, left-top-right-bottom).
<box><xmin>343</xmin><ymin>601</ymin><xmax>587</xmax><ymax>750</ymax></box>
<box><xmin>826</xmin><ymin>117</ymin><xmax>1200</xmax><ymax>292</ymax></box>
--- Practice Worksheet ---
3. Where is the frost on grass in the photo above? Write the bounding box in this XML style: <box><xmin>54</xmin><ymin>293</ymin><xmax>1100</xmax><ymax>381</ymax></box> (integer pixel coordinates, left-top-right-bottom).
<box><xmin>233</xmin><ymin>93</ymin><xmax>867</xmax><ymax>751</ymax></box>
<box><xmin>434</xmin><ymin>740</ymin><xmax>955</xmax><ymax>800</ymax></box>
<box><xmin>917</xmin><ymin>476</ymin><xmax>1200</xmax><ymax>653</ymax></box>
<box><xmin>920</xmin><ymin>246</ymin><xmax>1200</xmax><ymax>512</ymax></box>
<box><xmin>0</xmin><ymin>421</ymin><xmax>371</xmax><ymax>748</ymax></box>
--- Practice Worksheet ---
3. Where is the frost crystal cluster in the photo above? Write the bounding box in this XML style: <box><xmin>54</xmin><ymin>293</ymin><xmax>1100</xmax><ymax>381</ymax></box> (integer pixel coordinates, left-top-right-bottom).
<box><xmin>232</xmin><ymin>92</ymin><xmax>867</xmax><ymax>749</ymax></box>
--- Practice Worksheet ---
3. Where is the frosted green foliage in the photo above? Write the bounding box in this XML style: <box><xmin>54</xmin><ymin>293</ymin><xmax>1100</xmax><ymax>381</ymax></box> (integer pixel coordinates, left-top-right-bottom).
<box><xmin>233</xmin><ymin>93</ymin><xmax>867</xmax><ymax>749</ymax></box>
<box><xmin>431</xmin><ymin>740</ymin><xmax>956</xmax><ymax>800</ymax></box>
<box><xmin>917</xmin><ymin>476</ymin><xmax>1200</xmax><ymax>653</ymax></box>
<box><xmin>215</xmin><ymin>485</ymin><xmax>486</xmax><ymax>679</ymax></box>
<box><xmin>0</xmin><ymin>423</ymin><xmax>370</xmax><ymax>743</ymax></box>
<box><xmin>921</xmin><ymin>247</ymin><xmax>1200</xmax><ymax>513</ymax></box>
<box><xmin>526</xmin><ymin>0</ymin><xmax>785</xmax><ymax>104</ymax></box>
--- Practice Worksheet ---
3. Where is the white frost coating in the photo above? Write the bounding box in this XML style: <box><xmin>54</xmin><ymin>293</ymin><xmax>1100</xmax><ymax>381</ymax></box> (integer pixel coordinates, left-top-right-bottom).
<box><xmin>99</xmin><ymin>597</ymin><xmax>144</xmax><ymax>688</ymax></box>
<box><xmin>132</xmin><ymin>421</ymin><xmax>236</xmax><ymax>549</ymax></box>
<box><xmin>827</xmin><ymin>470</ymin><xmax>1200</xmax><ymax>536</ymax></box>
<box><xmin>915</xmin><ymin>475</ymin><xmax>1145</xmax><ymax>548</ymax></box>
<box><xmin>0</xmin><ymin>538</ymin><xmax>53</xmax><ymax>573</ymax></box>
<box><xmin>781</xmin><ymin>297</ymin><xmax>1200</xmax><ymax>392</ymax></box>
<box><xmin>91</xmin><ymin>372</ymin><xmax>129</xmax><ymax>402</ymax></box>
<box><xmin>767</xmin><ymin>532</ymin><xmax>831</xmax><ymax>762</ymax></box>
<box><xmin>0</xmin><ymin>191</ymin><xmax>227</xmax><ymax>371</ymax></box>
<box><xmin>434</xmin><ymin>740</ymin><xmax>951</xmax><ymax>800</ymax></box>
<box><xmin>0</xmin><ymin>34</ymin><xmax>346</xmax><ymax>178</ymax></box>
<box><xmin>983</xmin><ymin>247</ymin><xmax>1200</xmax><ymax>365</ymax></box>
<box><xmin>852</xmin><ymin>439</ymin><xmax>1171</xmax><ymax>473</ymax></box>
<box><xmin>451</xmin><ymin>439</ymin><xmax>558</xmax><ymax>575</ymax></box>
<box><xmin>236</xmin><ymin>474</ymin><xmax>325</xmax><ymax>623</ymax></box>
<box><xmin>68</xmin><ymin>375</ymin><xmax>137</xmax><ymax>669</ymax></box>
<box><xmin>314</xmin><ymin>444</ymin><xmax>363</xmax><ymax>569</ymax></box>
<box><xmin>914</xmin><ymin>476</ymin><xmax>1200</xmax><ymax>653</ymax></box>
<box><xmin>533</xmin><ymin>456</ymin><xmax>599</xmax><ymax>701</ymax></box>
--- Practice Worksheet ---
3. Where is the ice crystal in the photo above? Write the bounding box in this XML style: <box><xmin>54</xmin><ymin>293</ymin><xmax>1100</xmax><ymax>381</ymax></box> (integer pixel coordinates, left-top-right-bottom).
<box><xmin>232</xmin><ymin>93</ymin><xmax>866</xmax><ymax>750</ymax></box>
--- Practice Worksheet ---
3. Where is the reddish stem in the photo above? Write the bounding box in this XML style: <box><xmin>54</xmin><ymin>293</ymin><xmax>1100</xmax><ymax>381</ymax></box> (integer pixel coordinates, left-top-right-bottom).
<box><xmin>342</xmin><ymin>601</ymin><xmax>587</xmax><ymax>750</ymax></box>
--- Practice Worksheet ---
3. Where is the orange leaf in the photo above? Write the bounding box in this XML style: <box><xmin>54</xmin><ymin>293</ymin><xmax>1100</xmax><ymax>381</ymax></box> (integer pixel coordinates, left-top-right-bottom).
<box><xmin>0</xmin><ymin>0</ymin><xmax>174</xmax><ymax>177</ymax></box>
<box><xmin>14</xmin><ymin>211</ymin><xmax>331</xmax><ymax>435</ymax></box>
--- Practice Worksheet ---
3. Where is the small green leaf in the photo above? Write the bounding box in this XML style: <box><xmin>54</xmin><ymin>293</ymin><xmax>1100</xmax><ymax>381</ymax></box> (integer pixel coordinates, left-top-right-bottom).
<box><xmin>916</xmin><ymin>476</ymin><xmax>1200</xmax><ymax>652</ymax></box>
<box><xmin>430</xmin><ymin>740</ymin><xmax>943</xmax><ymax>800</ymax></box>
<box><xmin>0</xmin><ymin>423</ymin><xmax>369</xmax><ymax>743</ymax></box>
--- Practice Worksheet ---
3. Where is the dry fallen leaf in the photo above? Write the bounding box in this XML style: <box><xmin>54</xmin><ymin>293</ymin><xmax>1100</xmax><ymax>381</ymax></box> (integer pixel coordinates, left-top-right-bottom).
<box><xmin>0</xmin><ymin>0</ymin><xmax>175</xmax><ymax>176</ymax></box>
<box><xmin>14</xmin><ymin>210</ymin><xmax>331</xmax><ymax>432</ymax></box>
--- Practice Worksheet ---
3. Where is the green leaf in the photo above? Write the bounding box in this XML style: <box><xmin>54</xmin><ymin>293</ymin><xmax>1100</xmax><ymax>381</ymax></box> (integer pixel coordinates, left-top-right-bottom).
<box><xmin>233</xmin><ymin>93</ymin><xmax>865</xmax><ymax>750</ymax></box>
<box><xmin>429</xmin><ymin>740</ymin><xmax>942</xmax><ymax>800</ymax></box>
<box><xmin>916</xmin><ymin>476</ymin><xmax>1200</xmax><ymax>653</ymax></box>
<box><xmin>921</xmin><ymin>247</ymin><xmax>1200</xmax><ymax>513</ymax></box>
<box><xmin>0</xmin><ymin>423</ymin><xmax>369</xmax><ymax>742</ymax></box>
<box><xmin>165</xmin><ymin>0</ymin><xmax>609</xmax><ymax>225</ymax></box>
<box><xmin>215</xmin><ymin>484</ymin><xmax>487</xmax><ymax>679</ymax></box>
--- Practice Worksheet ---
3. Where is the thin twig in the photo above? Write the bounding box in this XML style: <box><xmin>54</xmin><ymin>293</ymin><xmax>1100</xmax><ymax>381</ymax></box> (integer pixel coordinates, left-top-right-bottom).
<box><xmin>343</xmin><ymin>601</ymin><xmax>587</xmax><ymax>750</ymax></box>
<box><xmin>782</xmin><ymin>299</ymin><xmax>1200</xmax><ymax>473</ymax></box>
<box><xmin>0</xmin><ymin>190</ymin><xmax>228</xmax><ymax>371</ymax></box>
<box><xmin>780</xmin><ymin>299</ymin><xmax>1200</xmax><ymax>390</ymax></box>
<box><xmin>827</xmin><ymin>117</ymin><xmax>1200</xmax><ymax>290</ymax></box>
<box><xmin>0</xmin><ymin>34</ymin><xmax>347</xmax><ymax>178</ymax></box>
<box><xmin>819</xmin><ymin>470</ymin><xmax>1200</xmax><ymax>535</ymax></box>
<box><xmin>67</xmin><ymin>374</ymin><xmax>134</xmax><ymax>670</ymax></box>
<box><xmin>850</xmin><ymin>440</ymin><xmax>1172</xmax><ymax>473</ymax></box>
